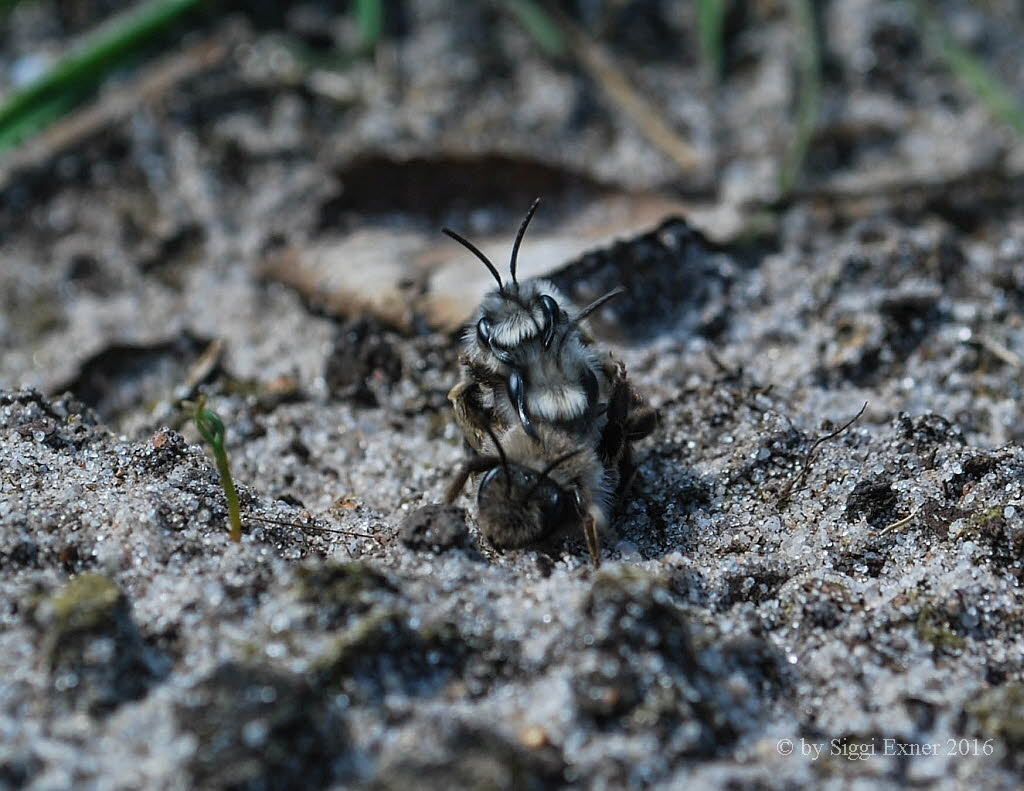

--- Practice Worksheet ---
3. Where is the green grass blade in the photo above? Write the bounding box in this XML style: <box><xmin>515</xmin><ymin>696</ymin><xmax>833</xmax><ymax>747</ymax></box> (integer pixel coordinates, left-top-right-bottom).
<box><xmin>355</xmin><ymin>0</ymin><xmax>383</xmax><ymax>54</ymax></box>
<box><xmin>930</xmin><ymin>21</ymin><xmax>1024</xmax><ymax>135</ymax></box>
<box><xmin>697</xmin><ymin>0</ymin><xmax>727</xmax><ymax>80</ymax></box>
<box><xmin>779</xmin><ymin>0</ymin><xmax>821</xmax><ymax>197</ymax></box>
<box><xmin>500</xmin><ymin>0</ymin><xmax>565</xmax><ymax>58</ymax></box>
<box><xmin>0</xmin><ymin>0</ymin><xmax>203</xmax><ymax>146</ymax></box>
<box><xmin>0</xmin><ymin>87</ymin><xmax>82</xmax><ymax>152</ymax></box>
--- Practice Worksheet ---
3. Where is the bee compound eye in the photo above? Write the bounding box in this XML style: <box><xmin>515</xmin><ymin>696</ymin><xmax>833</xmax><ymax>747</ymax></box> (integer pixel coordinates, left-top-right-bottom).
<box><xmin>535</xmin><ymin>485</ymin><xmax>566</xmax><ymax>537</ymax></box>
<box><xmin>539</xmin><ymin>295</ymin><xmax>559</xmax><ymax>347</ymax></box>
<box><xmin>476</xmin><ymin>317</ymin><xmax>492</xmax><ymax>345</ymax></box>
<box><xmin>478</xmin><ymin>466</ymin><xmax>501</xmax><ymax>498</ymax></box>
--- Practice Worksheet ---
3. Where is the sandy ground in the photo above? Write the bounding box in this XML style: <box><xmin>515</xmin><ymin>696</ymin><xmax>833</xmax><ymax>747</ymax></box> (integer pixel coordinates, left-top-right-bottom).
<box><xmin>2</xmin><ymin>2</ymin><xmax>1024</xmax><ymax>789</ymax></box>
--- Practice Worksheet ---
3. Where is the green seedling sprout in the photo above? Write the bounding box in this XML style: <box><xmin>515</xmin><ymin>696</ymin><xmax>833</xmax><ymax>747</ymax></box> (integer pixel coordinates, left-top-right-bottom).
<box><xmin>185</xmin><ymin>395</ymin><xmax>242</xmax><ymax>543</ymax></box>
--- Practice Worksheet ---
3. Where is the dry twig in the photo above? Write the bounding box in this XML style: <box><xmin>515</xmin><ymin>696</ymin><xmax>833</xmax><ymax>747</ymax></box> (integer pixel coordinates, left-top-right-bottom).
<box><xmin>976</xmin><ymin>335</ymin><xmax>1022</xmax><ymax>369</ymax></box>
<box><xmin>777</xmin><ymin>402</ymin><xmax>868</xmax><ymax>507</ymax></box>
<box><xmin>879</xmin><ymin>510</ymin><xmax>919</xmax><ymax>536</ymax></box>
<box><xmin>246</xmin><ymin>513</ymin><xmax>383</xmax><ymax>542</ymax></box>
<box><xmin>552</xmin><ymin>9</ymin><xmax>700</xmax><ymax>174</ymax></box>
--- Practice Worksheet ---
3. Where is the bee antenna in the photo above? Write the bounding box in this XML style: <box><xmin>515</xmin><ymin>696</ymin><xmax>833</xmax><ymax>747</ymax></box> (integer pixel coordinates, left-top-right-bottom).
<box><xmin>509</xmin><ymin>198</ymin><xmax>541</xmax><ymax>287</ymax></box>
<box><xmin>574</xmin><ymin>287</ymin><xmax>625</xmax><ymax>323</ymax></box>
<box><xmin>550</xmin><ymin>288</ymin><xmax>624</xmax><ymax>355</ymax></box>
<box><xmin>483</xmin><ymin>425</ymin><xmax>512</xmax><ymax>496</ymax></box>
<box><xmin>524</xmin><ymin>448</ymin><xmax>585</xmax><ymax>501</ymax></box>
<box><xmin>443</xmin><ymin>228</ymin><xmax>504</xmax><ymax>291</ymax></box>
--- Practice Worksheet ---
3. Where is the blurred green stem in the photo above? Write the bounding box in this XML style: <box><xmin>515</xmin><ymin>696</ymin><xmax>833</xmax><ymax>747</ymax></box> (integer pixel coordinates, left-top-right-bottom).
<box><xmin>213</xmin><ymin>448</ymin><xmax>242</xmax><ymax>543</ymax></box>
<box><xmin>915</xmin><ymin>0</ymin><xmax>1024</xmax><ymax>135</ymax></box>
<box><xmin>0</xmin><ymin>87</ymin><xmax>82</xmax><ymax>150</ymax></box>
<box><xmin>355</xmin><ymin>0</ymin><xmax>383</xmax><ymax>54</ymax></box>
<box><xmin>500</xmin><ymin>0</ymin><xmax>565</xmax><ymax>58</ymax></box>
<box><xmin>697</xmin><ymin>0</ymin><xmax>727</xmax><ymax>80</ymax></box>
<box><xmin>779</xmin><ymin>0</ymin><xmax>821</xmax><ymax>197</ymax></box>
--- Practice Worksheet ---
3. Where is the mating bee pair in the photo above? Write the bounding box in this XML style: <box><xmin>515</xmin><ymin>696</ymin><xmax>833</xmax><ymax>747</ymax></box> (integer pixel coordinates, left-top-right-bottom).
<box><xmin>442</xmin><ymin>200</ymin><xmax>657</xmax><ymax>565</ymax></box>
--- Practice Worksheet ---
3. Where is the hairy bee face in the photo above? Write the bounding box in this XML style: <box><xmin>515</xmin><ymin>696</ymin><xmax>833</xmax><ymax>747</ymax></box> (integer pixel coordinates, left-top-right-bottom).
<box><xmin>444</xmin><ymin>199</ymin><xmax>563</xmax><ymax>368</ymax></box>
<box><xmin>473</xmin><ymin>282</ymin><xmax>565</xmax><ymax>365</ymax></box>
<box><xmin>476</xmin><ymin>463</ymin><xmax>573</xmax><ymax>549</ymax></box>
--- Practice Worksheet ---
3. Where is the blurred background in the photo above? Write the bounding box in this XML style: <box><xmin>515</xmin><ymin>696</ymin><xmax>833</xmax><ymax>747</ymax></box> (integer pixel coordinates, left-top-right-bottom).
<box><xmin>8</xmin><ymin>8</ymin><xmax>1024</xmax><ymax>789</ymax></box>
<box><xmin>2</xmin><ymin>0</ymin><xmax>1023</xmax><ymax>425</ymax></box>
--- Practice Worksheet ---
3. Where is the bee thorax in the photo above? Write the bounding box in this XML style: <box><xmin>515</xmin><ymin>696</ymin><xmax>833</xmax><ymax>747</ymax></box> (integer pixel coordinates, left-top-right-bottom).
<box><xmin>530</xmin><ymin>385</ymin><xmax>592</xmax><ymax>424</ymax></box>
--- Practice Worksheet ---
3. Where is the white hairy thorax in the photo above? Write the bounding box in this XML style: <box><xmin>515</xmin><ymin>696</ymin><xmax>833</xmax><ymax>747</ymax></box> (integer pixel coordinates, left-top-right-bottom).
<box><xmin>507</xmin><ymin>334</ymin><xmax>604</xmax><ymax>425</ymax></box>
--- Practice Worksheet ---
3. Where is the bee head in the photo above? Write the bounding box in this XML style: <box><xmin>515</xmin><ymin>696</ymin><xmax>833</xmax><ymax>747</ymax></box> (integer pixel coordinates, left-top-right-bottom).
<box><xmin>475</xmin><ymin>437</ymin><xmax>584</xmax><ymax>550</ymax></box>
<box><xmin>445</xmin><ymin>199</ymin><xmax>565</xmax><ymax>357</ymax></box>
<box><xmin>475</xmin><ymin>282</ymin><xmax>563</xmax><ymax>354</ymax></box>
<box><xmin>476</xmin><ymin>462</ymin><xmax>571</xmax><ymax>548</ymax></box>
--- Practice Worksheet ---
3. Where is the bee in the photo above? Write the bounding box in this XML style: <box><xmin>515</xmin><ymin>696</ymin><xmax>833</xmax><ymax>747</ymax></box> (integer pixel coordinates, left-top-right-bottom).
<box><xmin>443</xmin><ymin>200</ymin><xmax>623</xmax><ymax>451</ymax></box>
<box><xmin>444</xmin><ymin>362</ymin><xmax>656</xmax><ymax>565</ymax></box>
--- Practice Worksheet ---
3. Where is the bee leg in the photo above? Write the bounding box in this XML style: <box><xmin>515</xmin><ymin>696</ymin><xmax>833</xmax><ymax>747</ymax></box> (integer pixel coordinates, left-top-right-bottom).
<box><xmin>582</xmin><ymin>502</ymin><xmax>606</xmax><ymax>567</ymax></box>
<box><xmin>617</xmin><ymin>457</ymin><xmax>641</xmax><ymax>500</ymax></box>
<box><xmin>444</xmin><ymin>456</ymin><xmax>498</xmax><ymax>504</ymax></box>
<box><xmin>614</xmin><ymin>404</ymin><xmax>657</xmax><ymax>498</ymax></box>
<box><xmin>443</xmin><ymin>464</ymin><xmax>474</xmax><ymax>504</ymax></box>
<box><xmin>597</xmin><ymin>366</ymin><xmax>632</xmax><ymax>466</ymax></box>
<box><xmin>626</xmin><ymin>404</ymin><xmax>659</xmax><ymax>442</ymax></box>
<box><xmin>448</xmin><ymin>375</ymin><xmax>494</xmax><ymax>453</ymax></box>
<box><xmin>464</xmin><ymin>357</ymin><xmax>506</xmax><ymax>389</ymax></box>
<box><xmin>596</xmin><ymin>354</ymin><xmax>622</xmax><ymax>392</ymax></box>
